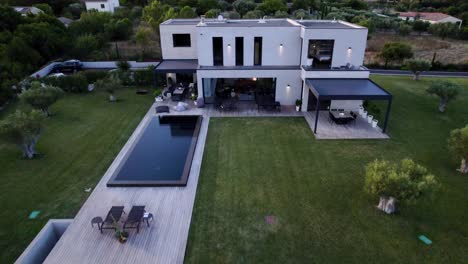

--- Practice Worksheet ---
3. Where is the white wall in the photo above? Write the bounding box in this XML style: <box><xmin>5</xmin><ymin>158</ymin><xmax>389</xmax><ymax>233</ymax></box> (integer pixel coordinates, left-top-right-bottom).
<box><xmin>196</xmin><ymin>69</ymin><xmax>302</xmax><ymax>105</ymax></box>
<box><xmin>160</xmin><ymin>24</ymin><xmax>198</xmax><ymax>60</ymax></box>
<box><xmin>300</xmin><ymin>26</ymin><xmax>368</xmax><ymax>68</ymax></box>
<box><xmin>196</xmin><ymin>26</ymin><xmax>302</xmax><ymax>67</ymax></box>
<box><xmin>85</xmin><ymin>0</ymin><xmax>119</xmax><ymax>13</ymax></box>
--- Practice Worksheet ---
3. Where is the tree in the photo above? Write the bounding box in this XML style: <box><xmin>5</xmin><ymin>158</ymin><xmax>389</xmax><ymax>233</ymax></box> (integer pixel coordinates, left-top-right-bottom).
<box><xmin>197</xmin><ymin>0</ymin><xmax>219</xmax><ymax>14</ymax></box>
<box><xmin>178</xmin><ymin>6</ymin><xmax>197</xmax><ymax>18</ymax></box>
<box><xmin>205</xmin><ymin>9</ymin><xmax>221</xmax><ymax>18</ymax></box>
<box><xmin>426</xmin><ymin>80</ymin><xmax>461</xmax><ymax>113</ymax></box>
<box><xmin>398</xmin><ymin>23</ymin><xmax>411</xmax><ymax>36</ymax></box>
<box><xmin>95</xmin><ymin>76</ymin><xmax>122</xmax><ymax>102</ymax></box>
<box><xmin>378</xmin><ymin>42</ymin><xmax>413</xmax><ymax>68</ymax></box>
<box><xmin>448</xmin><ymin>125</ymin><xmax>468</xmax><ymax>174</ymax></box>
<box><xmin>429</xmin><ymin>23</ymin><xmax>458</xmax><ymax>40</ymax></box>
<box><xmin>364</xmin><ymin>159</ymin><xmax>437</xmax><ymax>214</ymax></box>
<box><xmin>412</xmin><ymin>20</ymin><xmax>429</xmax><ymax>35</ymax></box>
<box><xmin>19</xmin><ymin>81</ymin><xmax>64</xmax><ymax>117</ymax></box>
<box><xmin>404</xmin><ymin>60</ymin><xmax>431</xmax><ymax>80</ymax></box>
<box><xmin>104</xmin><ymin>18</ymin><xmax>133</xmax><ymax>40</ymax></box>
<box><xmin>243</xmin><ymin>10</ymin><xmax>263</xmax><ymax>19</ymax></box>
<box><xmin>345</xmin><ymin>0</ymin><xmax>367</xmax><ymax>10</ymax></box>
<box><xmin>0</xmin><ymin>5</ymin><xmax>23</xmax><ymax>32</ymax></box>
<box><xmin>273</xmin><ymin>10</ymin><xmax>289</xmax><ymax>18</ymax></box>
<box><xmin>233</xmin><ymin>0</ymin><xmax>256</xmax><ymax>17</ymax></box>
<box><xmin>257</xmin><ymin>0</ymin><xmax>287</xmax><ymax>16</ymax></box>
<box><xmin>292</xmin><ymin>0</ymin><xmax>316</xmax><ymax>11</ymax></box>
<box><xmin>72</xmin><ymin>34</ymin><xmax>100</xmax><ymax>59</ymax></box>
<box><xmin>33</xmin><ymin>3</ymin><xmax>54</xmax><ymax>15</ymax></box>
<box><xmin>0</xmin><ymin>109</ymin><xmax>45</xmax><ymax>159</ymax></box>
<box><xmin>116</xmin><ymin>60</ymin><xmax>131</xmax><ymax>72</ymax></box>
<box><xmin>143</xmin><ymin>0</ymin><xmax>173</xmax><ymax>29</ymax></box>
<box><xmin>135</xmin><ymin>26</ymin><xmax>151</xmax><ymax>55</ymax></box>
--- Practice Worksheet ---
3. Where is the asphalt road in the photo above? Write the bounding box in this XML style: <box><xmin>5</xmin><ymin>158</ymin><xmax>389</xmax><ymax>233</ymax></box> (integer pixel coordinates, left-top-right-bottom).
<box><xmin>370</xmin><ymin>69</ymin><xmax>468</xmax><ymax>77</ymax></box>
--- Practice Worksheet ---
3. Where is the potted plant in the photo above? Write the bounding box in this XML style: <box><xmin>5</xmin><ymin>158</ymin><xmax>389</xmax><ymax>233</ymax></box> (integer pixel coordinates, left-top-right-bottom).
<box><xmin>295</xmin><ymin>99</ymin><xmax>302</xmax><ymax>111</ymax></box>
<box><xmin>111</xmin><ymin>216</ymin><xmax>128</xmax><ymax>243</ymax></box>
<box><xmin>154</xmin><ymin>89</ymin><xmax>163</xmax><ymax>102</ymax></box>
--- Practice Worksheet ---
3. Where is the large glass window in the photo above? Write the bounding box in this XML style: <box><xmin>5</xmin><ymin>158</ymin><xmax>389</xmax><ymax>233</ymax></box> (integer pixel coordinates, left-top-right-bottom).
<box><xmin>235</xmin><ymin>37</ymin><xmax>244</xmax><ymax>66</ymax></box>
<box><xmin>213</xmin><ymin>37</ymin><xmax>223</xmax><ymax>66</ymax></box>
<box><xmin>254</xmin><ymin>37</ymin><xmax>262</xmax><ymax>66</ymax></box>
<box><xmin>308</xmin><ymin>40</ymin><xmax>334</xmax><ymax>69</ymax></box>
<box><xmin>172</xmin><ymin>34</ymin><xmax>191</xmax><ymax>47</ymax></box>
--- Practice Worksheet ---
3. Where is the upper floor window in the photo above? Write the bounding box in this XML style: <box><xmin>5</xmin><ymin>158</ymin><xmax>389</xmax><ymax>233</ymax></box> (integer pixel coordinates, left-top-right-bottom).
<box><xmin>307</xmin><ymin>40</ymin><xmax>334</xmax><ymax>69</ymax></box>
<box><xmin>101</xmin><ymin>4</ymin><xmax>105</xmax><ymax>8</ymax></box>
<box><xmin>213</xmin><ymin>37</ymin><xmax>223</xmax><ymax>66</ymax></box>
<box><xmin>235</xmin><ymin>37</ymin><xmax>244</xmax><ymax>66</ymax></box>
<box><xmin>254</xmin><ymin>37</ymin><xmax>262</xmax><ymax>66</ymax></box>
<box><xmin>173</xmin><ymin>34</ymin><xmax>191</xmax><ymax>47</ymax></box>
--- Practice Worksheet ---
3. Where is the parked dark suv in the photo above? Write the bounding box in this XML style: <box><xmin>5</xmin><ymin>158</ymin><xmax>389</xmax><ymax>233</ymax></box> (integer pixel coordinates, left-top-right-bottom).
<box><xmin>54</xmin><ymin>60</ymin><xmax>83</xmax><ymax>73</ymax></box>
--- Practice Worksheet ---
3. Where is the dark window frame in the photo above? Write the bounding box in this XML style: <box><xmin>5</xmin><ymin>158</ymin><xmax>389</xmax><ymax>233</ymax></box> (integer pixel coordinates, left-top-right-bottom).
<box><xmin>172</xmin><ymin>34</ymin><xmax>191</xmax><ymax>47</ymax></box>
<box><xmin>213</xmin><ymin>37</ymin><xmax>223</xmax><ymax>66</ymax></box>
<box><xmin>101</xmin><ymin>4</ymin><xmax>105</xmax><ymax>8</ymax></box>
<box><xmin>254</xmin><ymin>37</ymin><xmax>262</xmax><ymax>66</ymax></box>
<box><xmin>235</xmin><ymin>37</ymin><xmax>244</xmax><ymax>66</ymax></box>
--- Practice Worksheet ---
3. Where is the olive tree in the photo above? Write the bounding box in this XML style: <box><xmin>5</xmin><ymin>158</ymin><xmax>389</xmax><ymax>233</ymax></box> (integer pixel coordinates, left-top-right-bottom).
<box><xmin>0</xmin><ymin>110</ymin><xmax>45</xmax><ymax>159</ymax></box>
<box><xmin>378</xmin><ymin>42</ymin><xmax>413</xmax><ymax>68</ymax></box>
<box><xmin>364</xmin><ymin>159</ymin><xmax>437</xmax><ymax>214</ymax></box>
<box><xmin>19</xmin><ymin>81</ymin><xmax>64</xmax><ymax>117</ymax></box>
<box><xmin>95</xmin><ymin>76</ymin><xmax>122</xmax><ymax>102</ymax></box>
<box><xmin>448</xmin><ymin>125</ymin><xmax>468</xmax><ymax>173</ymax></box>
<box><xmin>404</xmin><ymin>60</ymin><xmax>431</xmax><ymax>81</ymax></box>
<box><xmin>426</xmin><ymin>80</ymin><xmax>461</xmax><ymax>113</ymax></box>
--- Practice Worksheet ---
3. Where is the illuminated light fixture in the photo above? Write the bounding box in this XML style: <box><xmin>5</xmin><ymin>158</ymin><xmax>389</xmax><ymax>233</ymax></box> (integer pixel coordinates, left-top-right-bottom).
<box><xmin>252</xmin><ymin>77</ymin><xmax>257</xmax><ymax>81</ymax></box>
<box><xmin>280</xmin><ymin>43</ymin><xmax>283</xmax><ymax>47</ymax></box>
<box><xmin>286</xmin><ymin>84</ymin><xmax>290</xmax><ymax>89</ymax></box>
<box><xmin>227</xmin><ymin>44</ymin><xmax>231</xmax><ymax>47</ymax></box>
<box><xmin>348</xmin><ymin>47</ymin><xmax>352</xmax><ymax>51</ymax></box>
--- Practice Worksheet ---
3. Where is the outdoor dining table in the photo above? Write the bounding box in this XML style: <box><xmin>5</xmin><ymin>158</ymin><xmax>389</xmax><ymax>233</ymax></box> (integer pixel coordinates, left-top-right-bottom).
<box><xmin>330</xmin><ymin>111</ymin><xmax>354</xmax><ymax>125</ymax></box>
<box><xmin>171</xmin><ymin>87</ymin><xmax>185</xmax><ymax>101</ymax></box>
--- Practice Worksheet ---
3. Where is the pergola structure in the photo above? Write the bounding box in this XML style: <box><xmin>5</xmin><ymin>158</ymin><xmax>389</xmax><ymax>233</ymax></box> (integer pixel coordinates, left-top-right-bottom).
<box><xmin>154</xmin><ymin>59</ymin><xmax>198</xmax><ymax>86</ymax></box>
<box><xmin>305</xmin><ymin>78</ymin><xmax>392</xmax><ymax>133</ymax></box>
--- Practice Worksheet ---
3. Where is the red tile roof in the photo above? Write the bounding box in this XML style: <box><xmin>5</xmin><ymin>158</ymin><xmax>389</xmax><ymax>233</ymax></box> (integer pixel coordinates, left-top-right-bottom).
<box><xmin>398</xmin><ymin>12</ymin><xmax>453</xmax><ymax>21</ymax></box>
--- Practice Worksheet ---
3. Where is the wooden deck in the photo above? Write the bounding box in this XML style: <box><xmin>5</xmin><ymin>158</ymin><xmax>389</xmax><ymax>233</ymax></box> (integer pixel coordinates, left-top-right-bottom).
<box><xmin>44</xmin><ymin>106</ymin><xmax>211</xmax><ymax>264</ymax></box>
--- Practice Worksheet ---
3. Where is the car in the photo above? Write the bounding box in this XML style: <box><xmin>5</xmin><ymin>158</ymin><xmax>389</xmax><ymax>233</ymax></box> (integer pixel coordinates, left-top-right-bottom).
<box><xmin>54</xmin><ymin>60</ymin><xmax>83</xmax><ymax>73</ymax></box>
<box><xmin>48</xmin><ymin>72</ymin><xmax>65</xmax><ymax>78</ymax></box>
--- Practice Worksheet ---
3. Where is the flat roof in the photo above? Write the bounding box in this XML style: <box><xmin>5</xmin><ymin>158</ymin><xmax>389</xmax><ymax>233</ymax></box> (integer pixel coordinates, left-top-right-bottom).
<box><xmin>155</xmin><ymin>59</ymin><xmax>198</xmax><ymax>73</ymax></box>
<box><xmin>306</xmin><ymin>79</ymin><xmax>391</xmax><ymax>100</ymax></box>
<box><xmin>161</xmin><ymin>19</ymin><xmax>362</xmax><ymax>29</ymax></box>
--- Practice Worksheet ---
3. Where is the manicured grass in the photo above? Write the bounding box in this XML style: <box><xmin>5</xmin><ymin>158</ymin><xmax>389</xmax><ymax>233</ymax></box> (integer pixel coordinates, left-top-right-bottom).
<box><xmin>186</xmin><ymin>76</ymin><xmax>468</xmax><ymax>263</ymax></box>
<box><xmin>0</xmin><ymin>88</ymin><xmax>153</xmax><ymax>263</ymax></box>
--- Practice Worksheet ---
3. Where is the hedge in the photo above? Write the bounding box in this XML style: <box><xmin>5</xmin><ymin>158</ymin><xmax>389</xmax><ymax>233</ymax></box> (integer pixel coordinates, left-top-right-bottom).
<box><xmin>41</xmin><ymin>73</ymin><xmax>88</xmax><ymax>93</ymax></box>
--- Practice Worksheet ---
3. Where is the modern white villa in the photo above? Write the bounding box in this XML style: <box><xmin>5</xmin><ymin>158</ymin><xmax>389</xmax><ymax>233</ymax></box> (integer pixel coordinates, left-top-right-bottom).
<box><xmin>155</xmin><ymin>17</ymin><xmax>392</xmax><ymax>133</ymax></box>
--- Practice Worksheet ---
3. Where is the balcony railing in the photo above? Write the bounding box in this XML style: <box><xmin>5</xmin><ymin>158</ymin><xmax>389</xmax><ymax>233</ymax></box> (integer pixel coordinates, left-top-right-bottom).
<box><xmin>302</xmin><ymin>65</ymin><xmax>368</xmax><ymax>71</ymax></box>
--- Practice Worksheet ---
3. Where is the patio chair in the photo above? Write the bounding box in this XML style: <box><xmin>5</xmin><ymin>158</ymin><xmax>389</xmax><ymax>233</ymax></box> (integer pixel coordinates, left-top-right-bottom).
<box><xmin>330</xmin><ymin>108</ymin><xmax>337</xmax><ymax>112</ymax></box>
<box><xmin>338</xmin><ymin>109</ymin><xmax>344</xmax><ymax>112</ymax></box>
<box><xmin>123</xmin><ymin>206</ymin><xmax>146</xmax><ymax>233</ymax></box>
<box><xmin>100</xmin><ymin>206</ymin><xmax>125</xmax><ymax>233</ymax></box>
<box><xmin>350</xmin><ymin>111</ymin><xmax>357</xmax><ymax>126</ymax></box>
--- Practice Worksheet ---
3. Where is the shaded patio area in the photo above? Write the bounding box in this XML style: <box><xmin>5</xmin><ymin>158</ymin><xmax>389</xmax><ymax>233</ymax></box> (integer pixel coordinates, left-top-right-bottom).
<box><xmin>304</xmin><ymin>111</ymin><xmax>389</xmax><ymax>139</ymax></box>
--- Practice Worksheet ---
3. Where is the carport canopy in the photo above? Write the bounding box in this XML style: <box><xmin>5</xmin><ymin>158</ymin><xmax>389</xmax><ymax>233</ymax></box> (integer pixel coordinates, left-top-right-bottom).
<box><xmin>305</xmin><ymin>78</ymin><xmax>392</xmax><ymax>133</ymax></box>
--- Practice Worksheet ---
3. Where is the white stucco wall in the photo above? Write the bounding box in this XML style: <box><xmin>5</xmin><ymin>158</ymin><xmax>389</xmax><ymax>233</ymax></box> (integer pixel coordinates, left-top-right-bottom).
<box><xmin>160</xmin><ymin>24</ymin><xmax>198</xmax><ymax>60</ymax></box>
<box><xmin>300</xmin><ymin>25</ymin><xmax>368</xmax><ymax>68</ymax></box>
<box><xmin>85</xmin><ymin>0</ymin><xmax>119</xmax><ymax>13</ymax></box>
<box><xmin>196</xmin><ymin>25</ymin><xmax>302</xmax><ymax>67</ymax></box>
<box><xmin>196</xmin><ymin>69</ymin><xmax>302</xmax><ymax>105</ymax></box>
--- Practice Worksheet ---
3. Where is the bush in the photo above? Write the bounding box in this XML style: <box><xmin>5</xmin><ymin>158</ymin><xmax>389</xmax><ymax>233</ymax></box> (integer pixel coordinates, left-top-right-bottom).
<box><xmin>82</xmin><ymin>70</ymin><xmax>109</xmax><ymax>83</ymax></box>
<box><xmin>42</xmin><ymin>73</ymin><xmax>88</xmax><ymax>93</ymax></box>
<box><xmin>133</xmin><ymin>66</ymin><xmax>155</xmax><ymax>86</ymax></box>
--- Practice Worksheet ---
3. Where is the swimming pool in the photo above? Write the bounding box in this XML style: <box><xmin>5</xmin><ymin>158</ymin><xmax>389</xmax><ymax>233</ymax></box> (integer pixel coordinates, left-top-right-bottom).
<box><xmin>107</xmin><ymin>115</ymin><xmax>202</xmax><ymax>187</ymax></box>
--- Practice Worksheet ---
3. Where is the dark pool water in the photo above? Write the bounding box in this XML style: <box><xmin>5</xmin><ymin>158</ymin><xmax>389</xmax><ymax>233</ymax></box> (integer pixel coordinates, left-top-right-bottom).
<box><xmin>107</xmin><ymin>115</ymin><xmax>201</xmax><ymax>186</ymax></box>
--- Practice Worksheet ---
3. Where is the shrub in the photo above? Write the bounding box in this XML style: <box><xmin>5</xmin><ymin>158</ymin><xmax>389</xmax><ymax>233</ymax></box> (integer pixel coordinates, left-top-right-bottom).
<box><xmin>42</xmin><ymin>73</ymin><xmax>88</xmax><ymax>93</ymax></box>
<box><xmin>448</xmin><ymin>125</ymin><xmax>468</xmax><ymax>173</ymax></box>
<box><xmin>133</xmin><ymin>66</ymin><xmax>155</xmax><ymax>86</ymax></box>
<box><xmin>82</xmin><ymin>70</ymin><xmax>109</xmax><ymax>83</ymax></box>
<box><xmin>364</xmin><ymin>159</ymin><xmax>437</xmax><ymax>214</ymax></box>
<box><xmin>19</xmin><ymin>81</ymin><xmax>64</xmax><ymax>116</ymax></box>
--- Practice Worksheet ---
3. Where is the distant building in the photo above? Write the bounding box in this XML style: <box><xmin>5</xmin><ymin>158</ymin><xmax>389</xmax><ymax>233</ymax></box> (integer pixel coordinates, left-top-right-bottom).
<box><xmin>13</xmin><ymin>6</ymin><xmax>44</xmax><ymax>16</ymax></box>
<box><xmin>84</xmin><ymin>0</ymin><xmax>120</xmax><ymax>13</ymax></box>
<box><xmin>398</xmin><ymin>12</ymin><xmax>462</xmax><ymax>26</ymax></box>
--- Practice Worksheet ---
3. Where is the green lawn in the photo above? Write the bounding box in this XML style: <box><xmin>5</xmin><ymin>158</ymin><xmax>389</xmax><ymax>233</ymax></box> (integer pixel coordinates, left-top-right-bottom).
<box><xmin>0</xmin><ymin>88</ymin><xmax>153</xmax><ymax>263</ymax></box>
<box><xmin>186</xmin><ymin>76</ymin><xmax>468</xmax><ymax>263</ymax></box>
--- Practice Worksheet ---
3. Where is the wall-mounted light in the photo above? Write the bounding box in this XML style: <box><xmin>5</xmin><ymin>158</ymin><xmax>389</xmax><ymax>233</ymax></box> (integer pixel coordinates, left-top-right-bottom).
<box><xmin>227</xmin><ymin>44</ymin><xmax>231</xmax><ymax>47</ymax></box>
<box><xmin>280</xmin><ymin>43</ymin><xmax>283</xmax><ymax>47</ymax></box>
<box><xmin>252</xmin><ymin>77</ymin><xmax>257</xmax><ymax>81</ymax></box>
<box><xmin>286</xmin><ymin>84</ymin><xmax>290</xmax><ymax>89</ymax></box>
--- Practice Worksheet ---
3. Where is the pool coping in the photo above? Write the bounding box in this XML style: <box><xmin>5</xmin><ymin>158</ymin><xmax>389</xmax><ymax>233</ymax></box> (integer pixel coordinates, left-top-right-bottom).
<box><xmin>106</xmin><ymin>115</ymin><xmax>203</xmax><ymax>187</ymax></box>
